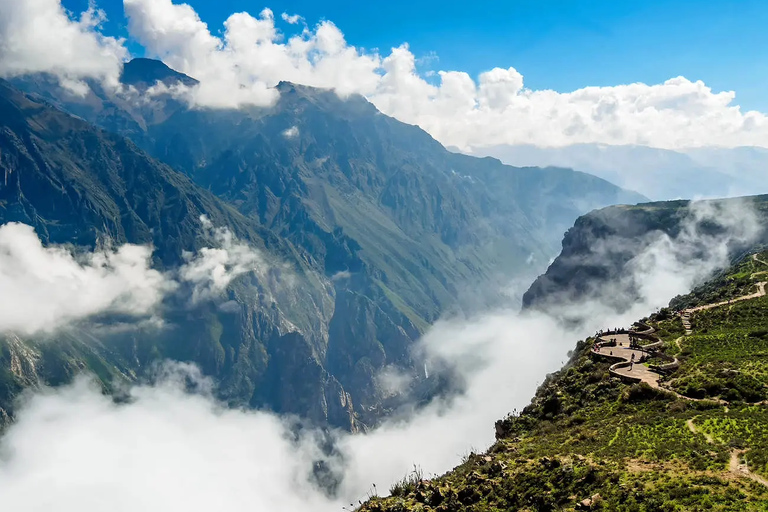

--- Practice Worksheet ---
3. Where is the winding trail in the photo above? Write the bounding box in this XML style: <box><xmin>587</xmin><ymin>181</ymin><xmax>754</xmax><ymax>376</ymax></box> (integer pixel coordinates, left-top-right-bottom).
<box><xmin>591</xmin><ymin>254</ymin><xmax>768</xmax><ymax>488</ymax></box>
<box><xmin>751</xmin><ymin>254</ymin><xmax>768</xmax><ymax>278</ymax></box>
<box><xmin>682</xmin><ymin>281</ymin><xmax>766</xmax><ymax>315</ymax></box>
<box><xmin>678</xmin><ymin>263</ymin><xmax>767</xmax><ymax>336</ymax></box>
<box><xmin>685</xmin><ymin>417</ymin><xmax>768</xmax><ymax>487</ymax></box>
<box><xmin>592</xmin><ymin>333</ymin><xmax>662</xmax><ymax>388</ymax></box>
<box><xmin>591</xmin><ymin>255</ymin><xmax>768</xmax><ymax>396</ymax></box>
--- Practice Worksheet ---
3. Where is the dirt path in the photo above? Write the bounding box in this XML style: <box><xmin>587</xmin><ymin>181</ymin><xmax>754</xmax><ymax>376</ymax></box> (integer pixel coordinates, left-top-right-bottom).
<box><xmin>730</xmin><ymin>450</ymin><xmax>768</xmax><ymax>488</ymax></box>
<box><xmin>686</xmin><ymin>417</ymin><xmax>713</xmax><ymax>443</ymax></box>
<box><xmin>687</xmin><ymin>417</ymin><xmax>768</xmax><ymax>488</ymax></box>
<box><xmin>679</xmin><ymin>266</ymin><xmax>767</xmax><ymax>335</ymax></box>
<box><xmin>683</xmin><ymin>281</ymin><xmax>766</xmax><ymax>315</ymax></box>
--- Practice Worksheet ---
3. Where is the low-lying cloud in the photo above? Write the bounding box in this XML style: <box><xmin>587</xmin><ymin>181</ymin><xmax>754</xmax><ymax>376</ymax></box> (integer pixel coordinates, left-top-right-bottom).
<box><xmin>0</xmin><ymin>222</ymin><xmax>169</xmax><ymax>335</ymax></box>
<box><xmin>179</xmin><ymin>216</ymin><xmax>272</xmax><ymax>304</ymax></box>
<box><xmin>0</xmin><ymin>218</ymin><xmax>274</xmax><ymax>335</ymax></box>
<box><xmin>0</xmin><ymin>200</ymin><xmax>761</xmax><ymax>511</ymax></box>
<box><xmin>1</xmin><ymin>0</ymin><xmax>767</xmax><ymax>149</ymax></box>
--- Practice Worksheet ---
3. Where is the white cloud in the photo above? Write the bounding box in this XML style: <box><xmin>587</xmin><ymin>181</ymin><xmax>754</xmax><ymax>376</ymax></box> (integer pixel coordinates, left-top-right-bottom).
<box><xmin>119</xmin><ymin>0</ymin><xmax>768</xmax><ymax>149</ymax></box>
<box><xmin>0</xmin><ymin>218</ymin><xmax>285</xmax><ymax>334</ymax></box>
<box><xmin>179</xmin><ymin>216</ymin><xmax>276</xmax><ymax>304</ymax></box>
<box><xmin>0</xmin><ymin>199</ymin><xmax>759</xmax><ymax>511</ymax></box>
<box><xmin>0</xmin><ymin>0</ymin><xmax>127</xmax><ymax>92</ymax></box>
<box><xmin>0</xmin><ymin>223</ymin><xmax>171</xmax><ymax>335</ymax></box>
<box><xmin>330</xmin><ymin>270</ymin><xmax>352</xmax><ymax>281</ymax></box>
<box><xmin>281</xmin><ymin>12</ymin><xmax>302</xmax><ymax>25</ymax></box>
<box><xmin>282</xmin><ymin>125</ymin><xmax>299</xmax><ymax>138</ymax></box>
<box><xmin>1</xmin><ymin>0</ymin><xmax>767</xmax><ymax>149</ymax></box>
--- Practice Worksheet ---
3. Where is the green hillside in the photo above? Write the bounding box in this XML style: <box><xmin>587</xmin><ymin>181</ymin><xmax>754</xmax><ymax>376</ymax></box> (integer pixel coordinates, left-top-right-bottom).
<box><xmin>5</xmin><ymin>62</ymin><xmax>648</xmax><ymax>431</ymax></box>
<box><xmin>360</xmin><ymin>252</ymin><xmax>768</xmax><ymax>511</ymax></box>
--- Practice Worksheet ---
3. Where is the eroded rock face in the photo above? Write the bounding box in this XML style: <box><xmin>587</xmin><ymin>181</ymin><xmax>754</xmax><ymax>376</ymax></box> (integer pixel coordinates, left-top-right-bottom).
<box><xmin>523</xmin><ymin>196</ymin><xmax>768</xmax><ymax>313</ymax></box>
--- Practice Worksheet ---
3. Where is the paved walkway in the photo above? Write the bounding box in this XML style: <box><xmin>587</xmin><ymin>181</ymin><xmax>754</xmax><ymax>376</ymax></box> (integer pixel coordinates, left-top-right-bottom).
<box><xmin>592</xmin><ymin>333</ymin><xmax>661</xmax><ymax>387</ymax></box>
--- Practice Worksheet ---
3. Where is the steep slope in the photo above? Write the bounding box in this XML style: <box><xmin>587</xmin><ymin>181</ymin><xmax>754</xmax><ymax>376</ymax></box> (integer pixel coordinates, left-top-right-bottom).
<box><xmin>0</xmin><ymin>79</ymin><xmax>356</xmax><ymax>430</ymax></box>
<box><xmin>523</xmin><ymin>195</ymin><xmax>768</xmax><ymax>311</ymax></box>
<box><xmin>361</xmin><ymin>251</ymin><xmax>768</xmax><ymax>511</ymax></box>
<box><xmin>8</xmin><ymin>62</ymin><xmax>647</xmax><ymax>428</ymax></box>
<box><xmin>141</xmin><ymin>81</ymin><xmax>646</xmax><ymax>411</ymax></box>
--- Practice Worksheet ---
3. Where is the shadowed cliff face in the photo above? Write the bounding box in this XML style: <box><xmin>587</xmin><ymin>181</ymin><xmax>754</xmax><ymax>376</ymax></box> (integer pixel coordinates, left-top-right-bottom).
<box><xmin>523</xmin><ymin>196</ymin><xmax>768</xmax><ymax>313</ymax></box>
<box><xmin>0</xmin><ymin>79</ymin><xmax>347</xmax><ymax>429</ymax></box>
<box><xmin>2</xmin><ymin>60</ymin><xmax>646</xmax><ymax>431</ymax></box>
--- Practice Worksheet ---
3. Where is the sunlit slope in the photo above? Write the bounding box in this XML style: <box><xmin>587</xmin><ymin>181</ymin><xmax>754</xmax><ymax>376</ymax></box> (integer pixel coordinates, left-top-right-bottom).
<box><xmin>361</xmin><ymin>252</ymin><xmax>768</xmax><ymax>511</ymax></box>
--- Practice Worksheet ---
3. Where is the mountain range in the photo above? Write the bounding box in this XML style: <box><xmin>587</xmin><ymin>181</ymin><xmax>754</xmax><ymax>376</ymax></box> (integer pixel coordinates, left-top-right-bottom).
<box><xmin>469</xmin><ymin>143</ymin><xmax>768</xmax><ymax>201</ymax></box>
<box><xmin>0</xmin><ymin>59</ymin><xmax>645</xmax><ymax>430</ymax></box>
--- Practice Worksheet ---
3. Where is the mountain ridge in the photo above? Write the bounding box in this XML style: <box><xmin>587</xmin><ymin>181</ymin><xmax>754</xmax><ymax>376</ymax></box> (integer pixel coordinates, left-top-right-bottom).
<box><xmin>2</xmin><ymin>62</ymin><xmax>647</xmax><ymax>431</ymax></box>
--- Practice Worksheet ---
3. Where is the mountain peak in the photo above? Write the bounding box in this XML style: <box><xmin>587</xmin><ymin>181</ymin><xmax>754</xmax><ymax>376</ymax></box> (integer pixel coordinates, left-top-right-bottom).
<box><xmin>120</xmin><ymin>58</ymin><xmax>198</xmax><ymax>89</ymax></box>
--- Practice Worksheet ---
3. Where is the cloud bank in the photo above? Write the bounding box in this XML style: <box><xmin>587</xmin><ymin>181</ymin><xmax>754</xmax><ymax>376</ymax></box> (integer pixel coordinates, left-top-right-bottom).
<box><xmin>0</xmin><ymin>219</ymin><xmax>273</xmax><ymax>335</ymax></box>
<box><xmin>0</xmin><ymin>222</ymin><xmax>169</xmax><ymax>335</ymax></box>
<box><xmin>0</xmin><ymin>200</ymin><xmax>760</xmax><ymax>511</ymax></box>
<box><xmin>0</xmin><ymin>0</ymin><xmax>766</xmax><ymax>149</ymax></box>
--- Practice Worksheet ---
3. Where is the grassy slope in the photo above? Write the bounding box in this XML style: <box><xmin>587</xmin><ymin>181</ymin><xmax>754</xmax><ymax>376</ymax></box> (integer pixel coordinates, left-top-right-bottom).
<box><xmin>360</xmin><ymin>253</ymin><xmax>768</xmax><ymax>511</ymax></box>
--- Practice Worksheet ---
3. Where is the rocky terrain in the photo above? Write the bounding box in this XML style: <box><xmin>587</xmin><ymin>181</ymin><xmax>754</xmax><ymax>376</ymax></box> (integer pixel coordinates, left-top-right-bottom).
<box><xmin>0</xmin><ymin>60</ymin><xmax>645</xmax><ymax>431</ymax></box>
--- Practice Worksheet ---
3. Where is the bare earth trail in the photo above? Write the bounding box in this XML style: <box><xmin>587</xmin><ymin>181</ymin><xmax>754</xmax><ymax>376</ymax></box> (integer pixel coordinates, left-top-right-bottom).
<box><xmin>686</xmin><ymin>417</ymin><xmax>768</xmax><ymax>487</ymax></box>
<box><xmin>751</xmin><ymin>254</ymin><xmax>768</xmax><ymax>278</ymax></box>
<box><xmin>680</xmin><ymin>277</ymin><xmax>767</xmax><ymax>334</ymax></box>
<box><xmin>683</xmin><ymin>281</ymin><xmax>767</xmax><ymax>314</ymax></box>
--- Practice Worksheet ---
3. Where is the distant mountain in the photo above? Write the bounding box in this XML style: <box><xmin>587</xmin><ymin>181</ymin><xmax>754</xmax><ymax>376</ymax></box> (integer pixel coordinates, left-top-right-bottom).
<box><xmin>119</xmin><ymin>57</ymin><xmax>199</xmax><ymax>90</ymax></box>
<box><xmin>3</xmin><ymin>60</ymin><xmax>646</xmax><ymax>430</ymax></box>
<box><xmin>470</xmin><ymin>143</ymin><xmax>768</xmax><ymax>201</ymax></box>
<box><xmin>522</xmin><ymin>195</ymin><xmax>768</xmax><ymax>311</ymax></box>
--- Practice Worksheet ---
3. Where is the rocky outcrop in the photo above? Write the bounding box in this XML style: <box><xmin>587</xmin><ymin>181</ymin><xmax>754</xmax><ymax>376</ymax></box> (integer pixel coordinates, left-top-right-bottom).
<box><xmin>523</xmin><ymin>196</ymin><xmax>768</xmax><ymax>312</ymax></box>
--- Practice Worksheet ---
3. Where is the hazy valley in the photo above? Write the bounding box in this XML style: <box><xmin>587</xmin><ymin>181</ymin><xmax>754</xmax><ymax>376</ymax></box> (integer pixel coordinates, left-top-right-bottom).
<box><xmin>1</xmin><ymin>2</ymin><xmax>768</xmax><ymax>510</ymax></box>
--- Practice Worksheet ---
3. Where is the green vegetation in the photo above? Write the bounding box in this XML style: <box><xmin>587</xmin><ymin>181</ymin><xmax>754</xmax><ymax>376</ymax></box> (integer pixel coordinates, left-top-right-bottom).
<box><xmin>0</xmin><ymin>71</ymin><xmax>648</xmax><ymax>431</ymax></box>
<box><xmin>670</xmin><ymin>250</ymin><xmax>768</xmax><ymax>311</ymax></box>
<box><xmin>361</xmin><ymin>254</ymin><xmax>768</xmax><ymax>511</ymax></box>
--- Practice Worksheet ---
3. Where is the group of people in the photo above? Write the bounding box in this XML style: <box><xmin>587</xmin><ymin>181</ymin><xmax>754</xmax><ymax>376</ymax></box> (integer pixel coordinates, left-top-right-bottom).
<box><xmin>592</xmin><ymin>328</ymin><xmax>642</xmax><ymax>371</ymax></box>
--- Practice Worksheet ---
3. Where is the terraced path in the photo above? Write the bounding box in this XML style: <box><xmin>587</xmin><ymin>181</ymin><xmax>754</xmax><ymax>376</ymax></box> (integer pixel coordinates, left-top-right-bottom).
<box><xmin>592</xmin><ymin>333</ymin><xmax>661</xmax><ymax>388</ymax></box>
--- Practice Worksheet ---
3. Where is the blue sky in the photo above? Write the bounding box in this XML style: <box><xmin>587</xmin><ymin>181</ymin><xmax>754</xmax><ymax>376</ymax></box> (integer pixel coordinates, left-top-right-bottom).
<box><xmin>62</xmin><ymin>0</ymin><xmax>768</xmax><ymax>111</ymax></box>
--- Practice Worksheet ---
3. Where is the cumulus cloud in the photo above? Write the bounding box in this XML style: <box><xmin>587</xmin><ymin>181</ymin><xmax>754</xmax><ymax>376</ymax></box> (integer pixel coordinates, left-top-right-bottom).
<box><xmin>1</xmin><ymin>0</ymin><xmax>767</xmax><ymax>148</ymax></box>
<box><xmin>0</xmin><ymin>0</ymin><xmax>127</xmax><ymax>93</ymax></box>
<box><xmin>0</xmin><ymin>223</ymin><xmax>170</xmax><ymax>335</ymax></box>
<box><xmin>118</xmin><ymin>0</ymin><xmax>768</xmax><ymax>149</ymax></box>
<box><xmin>281</xmin><ymin>12</ymin><xmax>302</xmax><ymax>25</ymax></box>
